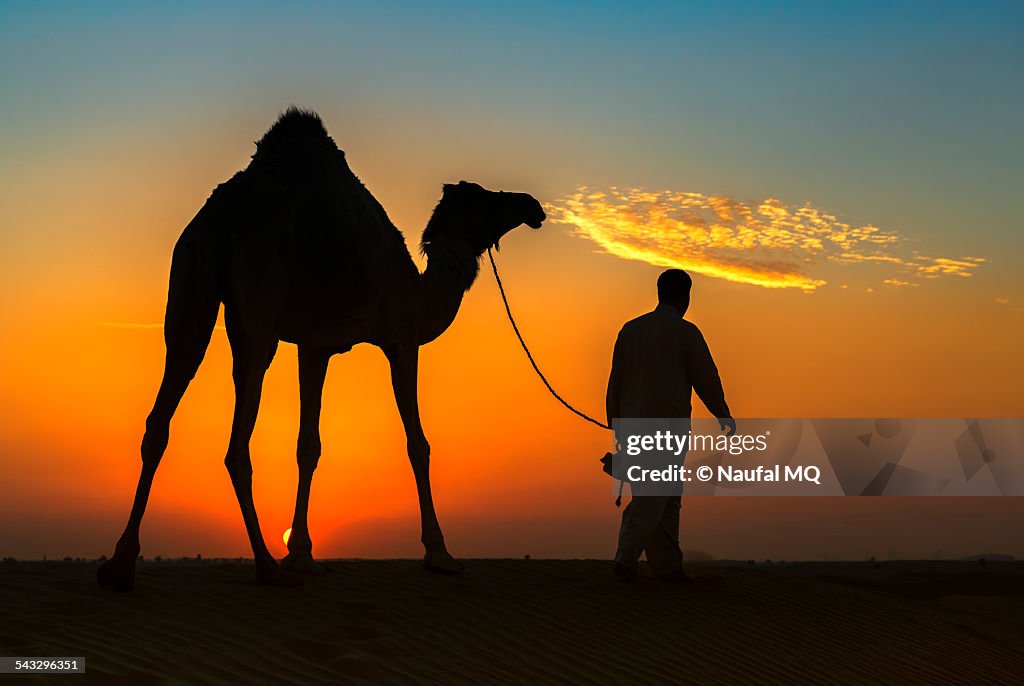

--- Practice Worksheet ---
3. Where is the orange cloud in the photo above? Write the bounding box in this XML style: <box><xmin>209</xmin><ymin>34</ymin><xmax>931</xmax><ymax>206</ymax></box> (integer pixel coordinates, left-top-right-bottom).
<box><xmin>553</xmin><ymin>187</ymin><xmax>986</xmax><ymax>291</ymax></box>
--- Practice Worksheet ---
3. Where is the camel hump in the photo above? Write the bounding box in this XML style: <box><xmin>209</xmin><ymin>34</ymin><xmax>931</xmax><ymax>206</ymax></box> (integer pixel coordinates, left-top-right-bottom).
<box><xmin>251</xmin><ymin>107</ymin><xmax>340</xmax><ymax>169</ymax></box>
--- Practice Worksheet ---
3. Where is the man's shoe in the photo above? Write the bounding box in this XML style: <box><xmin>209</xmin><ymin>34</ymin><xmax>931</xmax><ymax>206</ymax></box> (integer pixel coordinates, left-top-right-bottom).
<box><xmin>658</xmin><ymin>569</ymin><xmax>692</xmax><ymax>584</ymax></box>
<box><xmin>614</xmin><ymin>562</ymin><xmax>639</xmax><ymax>583</ymax></box>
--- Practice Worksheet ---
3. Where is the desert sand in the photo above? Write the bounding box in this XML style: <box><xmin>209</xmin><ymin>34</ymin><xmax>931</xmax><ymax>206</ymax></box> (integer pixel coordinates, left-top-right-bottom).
<box><xmin>1</xmin><ymin>559</ymin><xmax>1021</xmax><ymax>684</ymax></box>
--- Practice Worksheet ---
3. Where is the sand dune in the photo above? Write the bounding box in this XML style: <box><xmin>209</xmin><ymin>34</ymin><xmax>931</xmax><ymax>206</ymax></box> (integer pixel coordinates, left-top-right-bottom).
<box><xmin>0</xmin><ymin>559</ymin><xmax>1021</xmax><ymax>684</ymax></box>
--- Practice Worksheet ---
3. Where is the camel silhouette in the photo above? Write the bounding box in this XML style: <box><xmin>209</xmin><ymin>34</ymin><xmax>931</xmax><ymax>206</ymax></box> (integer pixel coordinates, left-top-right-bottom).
<box><xmin>98</xmin><ymin>107</ymin><xmax>545</xmax><ymax>590</ymax></box>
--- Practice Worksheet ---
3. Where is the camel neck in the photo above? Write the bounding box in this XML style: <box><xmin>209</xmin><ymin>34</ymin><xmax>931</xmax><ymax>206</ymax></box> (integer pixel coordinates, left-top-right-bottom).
<box><xmin>416</xmin><ymin>238</ymin><xmax>480</xmax><ymax>345</ymax></box>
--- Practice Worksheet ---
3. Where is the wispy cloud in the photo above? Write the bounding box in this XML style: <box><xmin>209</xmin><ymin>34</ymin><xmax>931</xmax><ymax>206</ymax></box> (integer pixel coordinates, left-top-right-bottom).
<box><xmin>552</xmin><ymin>187</ymin><xmax>986</xmax><ymax>291</ymax></box>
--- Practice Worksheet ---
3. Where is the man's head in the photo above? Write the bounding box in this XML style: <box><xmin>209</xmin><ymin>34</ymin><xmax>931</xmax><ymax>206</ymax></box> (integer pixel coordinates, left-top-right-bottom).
<box><xmin>657</xmin><ymin>269</ymin><xmax>692</xmax><ymax>315</ymax></box>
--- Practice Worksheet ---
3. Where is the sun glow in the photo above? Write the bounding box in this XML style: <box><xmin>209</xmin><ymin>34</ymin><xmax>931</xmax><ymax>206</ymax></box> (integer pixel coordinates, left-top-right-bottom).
<box><xmin>282</xmin><ymin>528</ymin><xmax>292</xmax><ymax>547</ymax></box>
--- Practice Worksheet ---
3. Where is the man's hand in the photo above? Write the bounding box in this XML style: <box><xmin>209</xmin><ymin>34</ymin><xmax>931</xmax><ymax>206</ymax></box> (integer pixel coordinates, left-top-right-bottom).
<box><xmin>719</xmin><ymin>417</ymin><xmax>737</xmax><ymax>436</ymax></box>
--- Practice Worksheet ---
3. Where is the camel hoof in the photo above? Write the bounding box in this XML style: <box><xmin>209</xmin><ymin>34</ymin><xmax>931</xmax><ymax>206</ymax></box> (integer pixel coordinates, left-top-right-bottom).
<box><xmin>97</xmin><ymin>557</ymin><xmax>136</xmax><ymax>592</ymax></box>
<box><xmin>281</xmin><ymin>552</ymin><xmax>328</xmax><ymax>575</ymax></box>
<box><xmin>258</xmin><ymin>563</ymin><xmax>304</xmax><ymax>588</ymax></box>
<box><xmin>424</xmin><ymin>550</ymin><xmax>464</xmax><ymax>574</ymax></box>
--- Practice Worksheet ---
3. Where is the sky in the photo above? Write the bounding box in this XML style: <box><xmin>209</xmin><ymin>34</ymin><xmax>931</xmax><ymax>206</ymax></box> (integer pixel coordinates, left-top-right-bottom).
<box><xmin>1</xmin><ymin>1</ymin><xmax>1022</xmax><ymax>561</ymax></box>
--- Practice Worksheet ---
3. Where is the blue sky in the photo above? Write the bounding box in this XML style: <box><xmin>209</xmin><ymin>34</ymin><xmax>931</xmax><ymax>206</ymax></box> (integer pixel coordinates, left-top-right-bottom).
<box><xmin>2</xmin><ymin>1</ymin><xmax>1022</xmax><ymax>275</ymax></box>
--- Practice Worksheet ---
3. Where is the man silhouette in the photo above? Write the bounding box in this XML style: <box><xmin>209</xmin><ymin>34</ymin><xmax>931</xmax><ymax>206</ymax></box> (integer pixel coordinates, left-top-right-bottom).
<box><xmin>606</xmin><ymin>269</ymin><xmax>735</xmax><ymax>583</ymax></box>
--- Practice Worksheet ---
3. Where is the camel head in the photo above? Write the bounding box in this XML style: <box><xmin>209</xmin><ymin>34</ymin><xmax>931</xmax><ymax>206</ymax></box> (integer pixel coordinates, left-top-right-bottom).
<box><xmin>422</xmin><ymin>181</ymin><xmax>545</xmax><ymax>256</ymax></box>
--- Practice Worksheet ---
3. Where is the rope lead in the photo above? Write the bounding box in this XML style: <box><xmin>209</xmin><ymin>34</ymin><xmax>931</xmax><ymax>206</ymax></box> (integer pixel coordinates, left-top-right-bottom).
<box><xmin>488</xmin><ymin>249</ymin><xmax>623</xmax><ymax>507</ymax></box>
<box><xmin>487</xmin><ymin>248</ymin><xmax>611</xmax><ymax>432</ymax></box>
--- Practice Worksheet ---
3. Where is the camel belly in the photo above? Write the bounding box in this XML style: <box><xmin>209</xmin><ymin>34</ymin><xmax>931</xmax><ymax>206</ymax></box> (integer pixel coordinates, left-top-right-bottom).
<box><xmin>277</xmin><ymin>304</ymin><xmax>378</xmax><ymax>347</ymax></box>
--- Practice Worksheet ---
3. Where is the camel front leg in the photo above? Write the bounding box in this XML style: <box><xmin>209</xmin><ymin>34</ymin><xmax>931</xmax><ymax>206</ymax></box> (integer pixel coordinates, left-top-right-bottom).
<box><xmin>385</xmin><ymin>343</ymin><xmax>463</xmax><ymax>573</ymax></box>
<box><xmin>282</xmin><ymin>345</ymin><xmax>331</xmax><ymax>575</ymax></box>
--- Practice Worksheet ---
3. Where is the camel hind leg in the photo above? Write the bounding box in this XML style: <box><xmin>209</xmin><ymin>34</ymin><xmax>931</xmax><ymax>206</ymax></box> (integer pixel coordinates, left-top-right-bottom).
<box><xmin>98</xmin><ymin>238</ymin><xmax>220</xmax><ymax>590</ymax></box>
<box><xmin>221</xmin><ymin>309</ymin><xmax>301</xmax><ymax>587</ymax></box>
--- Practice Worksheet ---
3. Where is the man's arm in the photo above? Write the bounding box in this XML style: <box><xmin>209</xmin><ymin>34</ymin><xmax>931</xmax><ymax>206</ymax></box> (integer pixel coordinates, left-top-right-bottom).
<box><xmin>684</xmin><ymin>326</ymin><xmax>733</xmax><ymax>432</ymax></box>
